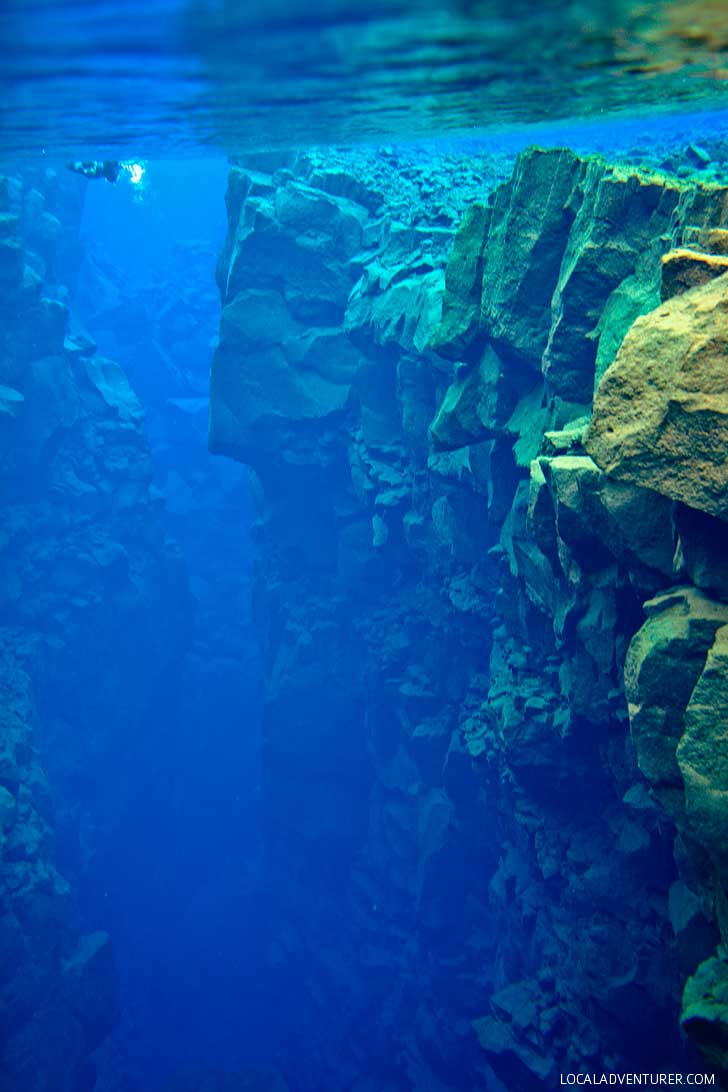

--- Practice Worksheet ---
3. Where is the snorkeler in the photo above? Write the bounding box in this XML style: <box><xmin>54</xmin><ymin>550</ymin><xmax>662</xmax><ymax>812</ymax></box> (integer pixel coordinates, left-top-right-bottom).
<box><xmin>67</xmin><ymin>159</ymin><xmax>146</xmax><ymax>186</ymax></box>
<box><xmin>67</xmin><ymin>160</ymin><xmax>123</xmax><ymax>183</ymax></box>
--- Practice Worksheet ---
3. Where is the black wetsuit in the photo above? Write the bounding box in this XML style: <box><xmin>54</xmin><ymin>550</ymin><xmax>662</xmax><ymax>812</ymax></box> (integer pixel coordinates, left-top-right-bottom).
<box><xmin>67</xmin><ymin>160</ymin><xmax>121</xmax><ymax>183</ymax></box>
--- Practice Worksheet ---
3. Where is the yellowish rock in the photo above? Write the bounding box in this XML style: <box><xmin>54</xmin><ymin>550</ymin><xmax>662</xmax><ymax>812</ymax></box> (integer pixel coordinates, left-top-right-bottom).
<box><xmin>586</xmin><ymin>272</ymin><xmax>728</xmax><ymax>520</ymax></box>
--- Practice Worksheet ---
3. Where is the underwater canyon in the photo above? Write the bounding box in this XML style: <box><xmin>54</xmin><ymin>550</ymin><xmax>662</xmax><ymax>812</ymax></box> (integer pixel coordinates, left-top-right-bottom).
<box><xmin>2</xmin><ymin>132</ymin><xmax>728</xmax><ymax>1092</ymax></box>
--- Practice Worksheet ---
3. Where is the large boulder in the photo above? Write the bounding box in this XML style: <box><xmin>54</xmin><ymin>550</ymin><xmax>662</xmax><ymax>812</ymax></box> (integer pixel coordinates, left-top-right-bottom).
<box><xmin>473</xmin><ymin>978</ymin><xmax>556</xmax><ymax>1091</ymax></box>
<box><xmin>536</xmin><ymin>454</ymin><xmax>675</xmax><ymax>581</ymax></box>
<box><xmin>623</xmin><ymin>587</ymin><xmax>728</xmax><ymax>817</ymax></box>
<box><xmin>681</xmin><ymin>955</ymin><xmax>728</xmax><ymax>1079</ymax></box>
<box><xmin>586</xmin><ymin>273</ymin><xmax>728</xmax><ymax>520</ymax></box>
<box><xmin>677</xmin><ymin>624</ymin><xmax>728</xmax><ymax>879</ymax></box>
<box><xmin>429</xmin><ymin>344</ymin><xmax>518</xmax><ymax>450</ymax></box>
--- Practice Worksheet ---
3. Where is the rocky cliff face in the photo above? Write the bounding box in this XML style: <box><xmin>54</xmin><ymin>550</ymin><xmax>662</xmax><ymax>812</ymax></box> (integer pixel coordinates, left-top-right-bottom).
<box><xmin>0</xmin><ymin>169</ymin><xmax>190</xmax><ymax>1091</ymax></box>
<box><xmin>211</xmin><ymin>146</ymin><xmax>728</xmax><ymax>1089</ymax></box>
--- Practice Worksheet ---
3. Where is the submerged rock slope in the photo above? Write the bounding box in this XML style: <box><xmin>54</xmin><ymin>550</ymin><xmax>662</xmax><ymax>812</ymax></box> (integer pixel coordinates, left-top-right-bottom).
<box><xmin>211</xmin><ymin>145</ymin><xmax>728</xmax><ymax>1089</ymax></box>
<box><xmin>0</xmin><ymin>170</ymin><xmax>190</xmax><ymax>1092</ymax></box>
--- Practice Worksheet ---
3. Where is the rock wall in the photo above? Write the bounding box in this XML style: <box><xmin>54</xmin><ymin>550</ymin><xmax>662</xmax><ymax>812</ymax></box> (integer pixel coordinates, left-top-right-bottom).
<box><xmin>211</xmin><ymin>146</ymin><xmax>728</xmax><ymax>1089</ymax></box>
<box><xmin>0</xmin><ymin>169</ymin><xmax>190</xmax><ymax>1091</ymax></box>
<box><xmin>0</xmin><ymin>642</ymin><xmax>117</xmax><ymax>1092</ymax></box>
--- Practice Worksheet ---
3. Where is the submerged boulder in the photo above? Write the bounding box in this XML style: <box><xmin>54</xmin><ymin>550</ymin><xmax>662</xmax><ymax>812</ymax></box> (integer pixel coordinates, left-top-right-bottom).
<box><xmin>681</xmin><ymin>955</ymin><xmax>728</xmax><ymax>1079</ymax></box>
<box><xmin>429</xmin><ymin>345</ymin><xmax>516</xmax><ymax>450</ymax></box>
<box><xmin>536</xmin><ymin>453</ymin><xmax>675</xmax><ymax>581</ymax></box>
<box><xmin>623</xmin><ymin>587</ymin><xmax>728</xmax><ymax>817</ymax></box>
<box><xmin>586</xmin><ymin>272</ymin><xmax>728</xmax><ymax>521</ymax></box>
<box><xmin>677</xmin><ymin>624</ymin><xmax>728</xmax><ymax>880</ymax></box>
<box><xmin>661</xmin><ymin>247</ymin><xmax>728</xmax><ymax>301</ymax></box>
<box><xmin>474</xmin><ymin>978</ymin><xmax>556</xmax><ymax>1091</ymax></box>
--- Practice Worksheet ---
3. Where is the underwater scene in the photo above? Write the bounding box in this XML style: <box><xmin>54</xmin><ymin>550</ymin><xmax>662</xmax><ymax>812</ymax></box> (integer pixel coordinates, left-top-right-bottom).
<box><xmin>3</xmin><ymin>2</ymin><xmax>728</xmax><ymax>1091</ymax></box>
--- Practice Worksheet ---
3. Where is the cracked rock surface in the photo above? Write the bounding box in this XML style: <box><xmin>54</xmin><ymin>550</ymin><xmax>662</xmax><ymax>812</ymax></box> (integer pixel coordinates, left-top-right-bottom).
<box><xmin>211</xmin><ymin>145</ymin><xmax>728</xmax><ymax>1088</ymax></box>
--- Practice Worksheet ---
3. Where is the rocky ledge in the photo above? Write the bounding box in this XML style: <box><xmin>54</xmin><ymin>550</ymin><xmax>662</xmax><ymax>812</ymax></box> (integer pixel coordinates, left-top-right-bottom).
<box><xmin>211</xmin><ymin>145</ymin><xmax>728</xmax><ymax>1089</ymax></box>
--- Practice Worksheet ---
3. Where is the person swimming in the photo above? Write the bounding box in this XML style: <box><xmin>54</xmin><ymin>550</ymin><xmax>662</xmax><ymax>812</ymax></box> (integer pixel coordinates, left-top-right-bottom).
<box><xmin>67</xmin><ymin>160</ymin><xmax>122</xmax><ymax>183</ymax></box>
<box><xmin>67</xmin><ymin>161</ymin><xmax>146</xmax><ymax>186</ymax></box>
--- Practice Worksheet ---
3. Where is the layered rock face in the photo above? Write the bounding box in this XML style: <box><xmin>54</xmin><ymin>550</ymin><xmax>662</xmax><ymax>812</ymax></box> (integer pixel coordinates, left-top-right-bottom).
<box><xmin>0</xmin><ymin>170</ymin><xmax>190</xmax><ymax>1090</ymax></box>
<box><xmin>212</xmin><ymin>144</ymin><xmax>728</xmax><ymax>1090</ymax></box>
<box><xmin>211</xmin><ymin>148</ymin><xmax>510</xmax><ymax>1089</ymax></box>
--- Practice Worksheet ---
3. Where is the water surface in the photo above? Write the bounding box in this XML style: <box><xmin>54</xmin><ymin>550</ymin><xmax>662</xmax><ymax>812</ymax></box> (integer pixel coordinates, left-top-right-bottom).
<box><xmin>2</xmin><ymin>0</ymin><xmax>728</xmax><ymax>157</ymax></box>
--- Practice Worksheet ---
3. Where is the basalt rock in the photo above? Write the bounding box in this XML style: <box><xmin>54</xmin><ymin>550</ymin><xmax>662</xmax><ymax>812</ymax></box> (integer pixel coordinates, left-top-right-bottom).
<box><xmin>429</xmin><ymin>203</ymin><xmax>490</xmax><ymax>361</ymax></box>
<box><xmin>624</xmin><ymin>588</ymin><xmax>728</xmax><ymax>819</ymax></box>
<box><xmin>586</xmin><ymin>273</ymin><xmax>728</xmax><ymax>520</ymax></box>
<box><xmin>432</xmin><ymin>147</ymin><xmax>697</xmax><ymax>405</ymax></box>
<box><xmin>681</xmin><ymin>956</ymin><xmax>728</xmax><ymax>1082</ymax></box>
<box><xmin>0</xmin><ymin>170</ymin><xmax>192</xmax><ymax>1092</ymax></box>
<box><xmin>427</xmin><ymin>152</ymin><xmax>728</xmax><ymax>1080</ymax></box>
<box><xmin>661</xmin><ymin>247</ymin><xmax>728</xmax><ymax>300</ymax></box>
<box><xmin>678</xmin><ymin>624</ymin><xmax>728</xmax><ymax>882</ymax></box>
<box><xmin>211</xmin><ymin>148</ymin><xmax>505</xmax><ymax>1090</ymax></box>
<box><xmin>211</xmin><ymin>146</ymin><xmax>728</xmax><ymax>1089</ymax></box>
<box><xmin>682</xmin><ymin>226</ymin><xmax>728</xmax><ymax>256</ymax></box>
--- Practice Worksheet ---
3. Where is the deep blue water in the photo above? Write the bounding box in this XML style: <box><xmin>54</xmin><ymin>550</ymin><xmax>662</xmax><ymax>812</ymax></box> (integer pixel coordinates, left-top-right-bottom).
<box><xmin>74</xmin><ymin>163</ymin><xmax>271</xmax><ymax>1086</ymax></box>
<box><xmin>2</xmin><ymin>3</ymin><xmax>728</xmax><ymax>1092</ymax></box>
<box><xmin>15</xmin><ymin>127</ymin><xmax>712</xmax><ymax>1090</ymax></box>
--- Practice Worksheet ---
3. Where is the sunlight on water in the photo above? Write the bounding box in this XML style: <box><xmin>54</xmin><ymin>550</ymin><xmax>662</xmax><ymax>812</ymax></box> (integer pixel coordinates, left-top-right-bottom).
<box><xmin>1</xmin><ymin>0</ymin><xmax>728</xmax><ymax>157</ymax></box>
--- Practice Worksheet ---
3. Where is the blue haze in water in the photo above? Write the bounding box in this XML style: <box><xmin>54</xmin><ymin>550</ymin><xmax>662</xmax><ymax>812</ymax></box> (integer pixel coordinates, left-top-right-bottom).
<box><xmin>1</xmin><ymin>3</ymin><xmax>728</xmax><ymax>1092</ymax></box>
<box><xmin>71</xmin><ymin>163</ymin><xmax>267</xmax><ymax>1083</ymax></box>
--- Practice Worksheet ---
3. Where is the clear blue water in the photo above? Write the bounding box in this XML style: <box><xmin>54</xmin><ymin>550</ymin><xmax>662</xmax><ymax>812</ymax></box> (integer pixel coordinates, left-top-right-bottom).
<box><xmin>3</xmin><ymin>4</ymin><xmax>728</xmax><ymax>1092</ymax></box>
<box><xmin>72</xmin><ymin>165</ymin><xmax>265</xmax><ymax>1084</ymax></box>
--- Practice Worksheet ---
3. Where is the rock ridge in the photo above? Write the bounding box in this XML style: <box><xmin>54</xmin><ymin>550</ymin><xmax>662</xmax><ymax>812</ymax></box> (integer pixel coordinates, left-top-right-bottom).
<box><xmin>211</xmin><ymin>145</ymin><xmax>728</xmax><ymax>1088</ymax></box>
